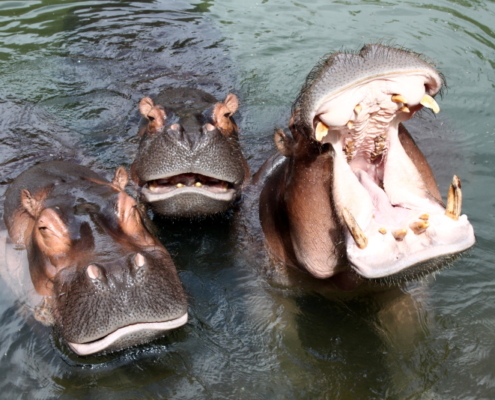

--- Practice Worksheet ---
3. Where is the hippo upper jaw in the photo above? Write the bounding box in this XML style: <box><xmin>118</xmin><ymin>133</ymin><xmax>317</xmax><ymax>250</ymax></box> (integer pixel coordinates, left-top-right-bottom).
<box><xmin>67</xmin><ymin>312</ymin><xmax>188</xmax><ymax>356</ymax></box>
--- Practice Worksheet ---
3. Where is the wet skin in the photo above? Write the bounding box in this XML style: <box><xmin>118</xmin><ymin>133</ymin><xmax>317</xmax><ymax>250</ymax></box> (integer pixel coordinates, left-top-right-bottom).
<box><xmin>258</xmin><ymin>44</ymin><xmax>475</xmax><ymax>289</ymax></box>
<box><xmin>131</xmin><ymin>87</ymin><xmax>250</xmax><ymax>217</ymax></box>
<box><xmin>2</xmin><ymin>161</ymin><xmax>188</xmax><ymax>356</ymax></box>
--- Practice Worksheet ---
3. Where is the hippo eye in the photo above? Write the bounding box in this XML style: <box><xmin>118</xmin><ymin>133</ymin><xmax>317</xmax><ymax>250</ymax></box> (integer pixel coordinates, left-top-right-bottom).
<box><xmin>148</xmin><ymin>116</ymin><xmax>155</xmax><ymax>122</ymax></box>
<box><xmin>224</xmin><ymin>112</ymin><xmax>231</xmax><ymax>118</ymax></box>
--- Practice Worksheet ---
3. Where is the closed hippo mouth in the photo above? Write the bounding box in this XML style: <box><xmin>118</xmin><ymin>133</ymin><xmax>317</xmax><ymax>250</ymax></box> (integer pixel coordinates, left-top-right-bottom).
<box><xmin>142</xmin><ymin>173</ymin><xmax>237</xmax><ymax>202</ymax></box>
<box><xmin>67</xmin><ymin>312</ymin><xmax>188</xmax><ymax>356</ymax></box>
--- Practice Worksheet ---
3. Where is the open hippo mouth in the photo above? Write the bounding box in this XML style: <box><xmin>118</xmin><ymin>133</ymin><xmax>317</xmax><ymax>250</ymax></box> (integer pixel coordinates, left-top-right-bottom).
<box><xmin>142</xmin><ymin>173</ymin><xmax>236</xmax><ymax>202</ymax></box>
<box><xmin>67</xmin><ymin>313</ymin><xmax>188</xmax><ymax>356</ymax></box>
<box><xmin>306</xmin><ymin>46</ymin><xmax>475</xmax><ymax>279</ymax></box>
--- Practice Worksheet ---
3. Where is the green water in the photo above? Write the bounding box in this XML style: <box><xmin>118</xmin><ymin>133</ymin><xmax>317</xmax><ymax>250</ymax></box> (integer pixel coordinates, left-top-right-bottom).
<box><xmin>0</xmin><ymin>0</ymin><xmax>494</xmax><ymax>398</ymax></box>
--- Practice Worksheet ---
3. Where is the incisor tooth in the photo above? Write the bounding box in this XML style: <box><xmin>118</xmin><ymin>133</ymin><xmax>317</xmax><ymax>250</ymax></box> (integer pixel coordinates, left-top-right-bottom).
<box><xmin>346</xmin><ymin>121</ymin><xmax>354</xmax><ymax>129</ymax></box>
<box><xmin>392</xmin><ymin>229</ymin><xmax>407</xmax><ymax>241</ymax></box>
<box><xmin>420</xmin><ymin>94</ymin><xmax>440</xmax><ymax>114</ymax></box>
<box><xmin>342</xmin><ymin>208</ymin><xmax>368</xmax><ymax>249</ymax></box>
<box><xmin>378</xmin><ymin>227</ymin><xmax>387</xmax><ymax>234</ymax></box>
<box><xmin>315</xmin><ymin>121</ymin><xmax>329</xmax><ymax>142</ymax></box>
<box><xmin>410</xmin><ymin>220</ymin><xmax>430</xmax><ymax>235</ymax></box>
<box><xmin>392</xmin><ymin>94</ymin><xmax>407</xmax><ymax>104</ymax></box>
<box><xmin>445</xmin><ymin>175</ymin><xmax>462</xmax><ymax>221</ymax></box>
<box><xmin>419</xmin><ymin>214</ymin><xmax>429</xmax><ymax>221</ymax></box>
<box><xmin>354</xmin><ymin>104</ymin><xmax>362</xmax><ymax>115</ymax></box>
<box><xmin>176</xmin><ymin>183</ymin><xmax>184</xmax><ymax>188</ymax></box>
<box><xmin>194</xmin><ymin>182</ymin><xmax>203</xmax><ymax>187</ymax></box>
<box><xmin>149</xmin><ymin>182</ymin><xmax>158</xmax><ymax>191</ymax></box>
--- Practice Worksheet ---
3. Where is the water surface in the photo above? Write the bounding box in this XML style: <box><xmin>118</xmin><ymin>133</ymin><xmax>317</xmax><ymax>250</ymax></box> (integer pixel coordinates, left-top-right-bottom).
<box><xmin>0</xmin><ymin>0</ymin><xmax>494</xmax><ymax>399</ymax></box>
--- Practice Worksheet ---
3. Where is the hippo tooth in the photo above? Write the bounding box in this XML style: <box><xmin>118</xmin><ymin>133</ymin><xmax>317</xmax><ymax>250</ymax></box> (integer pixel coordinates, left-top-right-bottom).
<box><xmin>420</xmin><ymin>94</ymin><xmax>440</xmax><ymax>113</ymax></box>
<box><xmin>176</xmin><ymin>183</ymin><xmax>184</xmax><ymax>188</ymax></box>
<box><xmin>315</xmin><ymin>121</ymin><xmax>329</xmax><ymax>142</ymax></box>
<box><xmin>378</xmin><ymin>227</ymin><xmax>387</xmax><ymax>234</ymax></box>
<box><xmin>342</xmin><ymin>208</ymin><xmax>368</xmax><ymax>249</ymax></box>
<box><xmin>400</xmin><ymin>106</ymin><xmax>410</xmax><ymax>113</ymax></box>
<box><xmin>194</xmin><ymin>182</ymin><xmax>203</xmax><ymax>187</ymax></box>
<box><xmin>419</xmin><ymin>213</ymin><xmax>429</xmax><ymax>221</ymax></box>
<box><xmin>354</xmin><ymin>104</ymin><xmax>362</xmax><ymax>116</ymax></box>
<box><xmin>445</xmin><ymin>175</ymin><xmax>462</xmax><ymax>221</ymax></box>
<box><xmin>392</xmin><ymin>94</ymin><xmax>407</xmax><ymax>104</ymax></box>
<box><xmin>134</xmin><ymin>253</ymin><xmax>145</xmax><ymax>267</ymax></box>
<box><xmin>221</xmin><ymin>182</ymin><xmax>228</xmax><ymax>192</ymax></box>
<box><xmin>392</xmin><ymin>229</ymin><xmax>408</xmax><ymax>241</ymax></box>
<box><xmin>149</xmin><ymin>182</ymin><xmax>158</xmax><ymax>191</ymax></box>
<box><xmin>346</xmin><ymin>121</ymin><xmax>354</xmax><ymax>129</ymax></box>
<box><xmin>409</xmin><ymin>220</ymin><xmax>430</xmax><ymax>235</ymax></box>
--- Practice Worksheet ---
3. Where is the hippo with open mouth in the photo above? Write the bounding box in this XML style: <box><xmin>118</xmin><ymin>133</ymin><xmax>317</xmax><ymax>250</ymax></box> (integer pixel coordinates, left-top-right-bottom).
<box><xmin>2</xmin><ymin>161</ymin><xmax>188</xmax><ymax>356</ymax></box>
<box><xmin>258</xmin><ymin>44</ymin><xmax>475</xmax><ymax>287</ymax></box>
<box><xmin>131</xmin><ymin>87</ymin><xmax>250</xmax><ymax>217</ymax></box>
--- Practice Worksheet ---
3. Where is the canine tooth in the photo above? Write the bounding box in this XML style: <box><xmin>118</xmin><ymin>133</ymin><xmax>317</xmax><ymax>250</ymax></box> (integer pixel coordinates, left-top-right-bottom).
<box><xmin>379</xmin><ymin>227</ymin><xmax>387</xmax><ymax>234</ymax></box>
<box><xmin>392</xmin><ymin>229</ymin><xmax>407</xmax><ymax>241</ymax></box>
<box><xmin>410</xmin><ymin>221</ymin><xmax>430</xmax><ymax>235</ymax></box>
<box><xmin>420</xmin><ymin>94</ymin><xmax>440</xmax><ymax>114</ymax></box>
<box><xmin>419</xmin><ymin>214</ymin><xmax>429</xmax><ymax>221</ymax></box>
<box><xmin>194</xmin><ymin>182</ymin><xmax>203</xmax><ymax>187</ymax></box>
<box><xmin>354</xmin><ymin>104</ymin><xmax>362</xmax><ymax>115</ymax></box>
<box><xmin>445</xmin><ymin>175</ymin><xmax>462</xmax><ymax>220</ymax></box>
<box><xmin>346</xmin><ymin>121</ymin><xmax>354</xmax><ymax>129</ymax></box>
<box><xmin>176</xmin><ymin>183</ymin><xmax>184</xmax><ymax>188</ymax></box>
<box><xmin>400</xmin><ymin>106</ymin><xmax>410</xmax><ymax>113</ymax></box>
<box><xmin>342</xmin><ymin>208</ymin><xmax>368</xmax><ymax>249</ymax></box>
<box><xmin>315</xmin><ymin>121</ymin><xmax>329</xmax><ymax>142</ymax></box>
<box><xmin>392</xmin><ymin>94</ymin><xmax>407</xmax><ymax>104</ymax></box>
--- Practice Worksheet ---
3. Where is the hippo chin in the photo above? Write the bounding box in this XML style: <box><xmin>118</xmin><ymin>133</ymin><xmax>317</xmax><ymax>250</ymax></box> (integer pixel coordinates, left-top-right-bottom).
<box><xmin>2</xmin><ymin>161</ymin><xmax>188</xmax><ymax>356</ymax></box>
<box><xmin>259</xmin><ymin>44</ymin><xmax>475</xmax><ymax>285</ymax></box>
<box><xmin>131</xmin><ymin>87</ymin><xmax>250</xmax><ymax>217</ymax></box>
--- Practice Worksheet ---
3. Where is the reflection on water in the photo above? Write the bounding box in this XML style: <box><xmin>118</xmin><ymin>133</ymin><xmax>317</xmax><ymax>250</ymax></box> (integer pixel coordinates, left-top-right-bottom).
<box><xmin>0</xmin><ymin>0</ymin><xmax>495</xmax><ymax>398</ymax></box>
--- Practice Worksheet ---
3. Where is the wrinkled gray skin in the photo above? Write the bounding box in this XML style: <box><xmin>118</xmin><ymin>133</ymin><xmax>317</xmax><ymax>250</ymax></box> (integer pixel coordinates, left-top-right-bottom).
<box><xmin>3</xmin><ymin>161</ymin><xmax>188</xmax><ymax>356</ymax></box>
<box><xmin>131</xmin><ymin>87</ymin><xmax>249</xmax><ymax>217</ymax></box>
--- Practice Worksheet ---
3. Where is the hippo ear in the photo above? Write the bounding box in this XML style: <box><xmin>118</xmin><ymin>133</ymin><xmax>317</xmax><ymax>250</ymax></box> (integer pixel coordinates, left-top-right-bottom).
<box><xmin>21</xmin><ymin>189</ymin><xmax>43</xmax><ymax>218</ymax></box>
<box><xmin>139</xmin><ymin>97</ymin><xmax>155</xmax><ymax>117</ymax></box>
<box><xmin>274</xmin><ymin>129</ymin><xmax>294</xmax><ymax>157</ymax></box>
<box><xmin>223</xmin><ymin>93</ymin><xmax>239</xmax><ymax>116</ymax></box>
<box><xmin>112</xmin><ymin>167</ymin><xmax>128</xmax><ymax>191</ymax></box>
<box><xmin>212</xmin><ymin>94</ymin><xmax>239</xmax><ymax>134</ymax></box>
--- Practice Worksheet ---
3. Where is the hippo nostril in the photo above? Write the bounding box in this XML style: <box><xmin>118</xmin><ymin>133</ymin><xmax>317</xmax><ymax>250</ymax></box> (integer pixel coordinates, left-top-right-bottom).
<box><xmin>86</xmin><ymin>264</ymin><xmax>102</xmax><ymax>280</ymax></box>
<box><xmin>134</xmin><ymin>253</ymin><xmax>146</xmax><ymax>268</ymax></box>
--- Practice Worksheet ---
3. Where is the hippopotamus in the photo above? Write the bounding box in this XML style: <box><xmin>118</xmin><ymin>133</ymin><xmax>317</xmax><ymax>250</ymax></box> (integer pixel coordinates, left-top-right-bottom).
<box><xmin>131</xmin><ymin>87</ymin><xmax>250</xmax><ymax>217</ymax></box>
<box><xmin>256</xmin><ymin>44</ymin><xmax>475</xmax><ymax>288</ymax></box>
<box><xmin>1</xmin><ymin>161</ymin><xmax>188</xmax><ymax>356</ymax></box>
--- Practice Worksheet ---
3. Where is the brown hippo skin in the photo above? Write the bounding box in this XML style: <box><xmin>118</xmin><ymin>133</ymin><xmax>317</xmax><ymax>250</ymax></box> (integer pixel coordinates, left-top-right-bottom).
<box><xmin>258</xmin><ymin>44</ymin><xmax>475</xmax><ymax>288</ymax></box>
<box><xmin>131</xmin><ymin>87</ymin><xmax>250</xmax><ymax>217</ymax></box>
<box><xmin>2</xmin><ymin>161</ymin><xmax>188</xmax><ymax>356</ymax></box>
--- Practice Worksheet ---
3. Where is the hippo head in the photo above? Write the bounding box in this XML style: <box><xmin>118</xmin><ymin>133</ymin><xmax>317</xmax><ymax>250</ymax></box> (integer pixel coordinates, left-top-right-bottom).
<box><xmin>261</xmin><ymin>44</ymin><xmax>475</xmax><ymax>283</ymax></box>
<box><xmin>12</xmin><ymin>164</ymin><xmax>187</xmax><ymax>355</ymax></box>
<box><xmin>131</xmin><ymin>88</ymin><xmax>249</xmax><ymax>217</ymax></box>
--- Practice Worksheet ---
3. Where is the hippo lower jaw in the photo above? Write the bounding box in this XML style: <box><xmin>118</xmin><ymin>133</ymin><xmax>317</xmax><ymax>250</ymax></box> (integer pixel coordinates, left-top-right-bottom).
<box><xmin>67</xmin><ymin>312</ymin><xmax>188</xmax><ymax>356</ymax></box>
<box><xmin>315</xmin><ymin>72</ymin><xmax>475</xmax><ymax>279</ymax></box>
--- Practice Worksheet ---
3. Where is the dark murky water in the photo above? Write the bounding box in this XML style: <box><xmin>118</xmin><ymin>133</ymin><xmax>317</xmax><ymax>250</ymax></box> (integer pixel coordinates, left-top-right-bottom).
<box><xmin>0</xmin><ymin>0</ymin><xmax>494</xmax><ymax>398</ymax></box>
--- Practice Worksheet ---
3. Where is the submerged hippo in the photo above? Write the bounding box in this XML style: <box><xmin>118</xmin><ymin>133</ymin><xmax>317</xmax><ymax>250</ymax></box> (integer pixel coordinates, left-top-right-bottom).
<box><xmin>1</xmin><ymin>161</ymin><xmax>188</xmax><ymax>356</ymax></box>
<box><xmin>257</xmin><ymin>44</ymin><xmax>475</xmax><ymax>288</ymax></box>
<box><xmin>131</xmin><ymin>87</ymin><xmax>250</xmax><ymax>217</ymax></box>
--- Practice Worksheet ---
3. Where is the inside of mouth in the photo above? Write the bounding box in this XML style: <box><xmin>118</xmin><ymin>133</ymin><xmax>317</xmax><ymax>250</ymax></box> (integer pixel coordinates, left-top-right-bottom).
<box><xmin>313</xmin><ymin>76</ymin><xmax>474</xmax><ymax>278</ymax></box>
<box><xmin>147</xmin><ymin>173</ymin><xmax>234</xmax><ymax>194</ymax></box>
